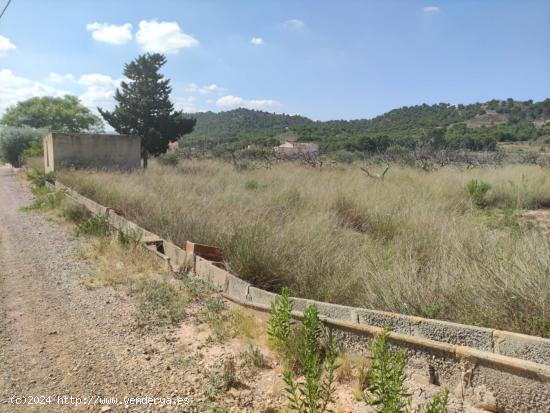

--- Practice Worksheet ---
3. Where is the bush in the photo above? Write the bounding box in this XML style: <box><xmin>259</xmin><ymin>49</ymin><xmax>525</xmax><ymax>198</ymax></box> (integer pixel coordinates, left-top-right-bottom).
<box><xmin>332</xmin><ymin>149</ymin><xmax>356</xmax><ymax>164</ymax></box>
<box><xmin>268</xmin><ymin>287</ymin><xmax>294</xmax><ymax>351</ymax></box>
<box><xmin>466</xmin><ymin>179</ymin><xmax>491</xmax><ymax>207</ymax></box>
<box><xmin>62</xmin><ymin>202</ymin><xmax>92</xmax><ymax>224</ymax></box>
<box><xmin>362</xmin><ymin>326</ymin><xmax>450</xmax><ymax>413</ymax></box>
<box><xmin>76</xmin><ymin>214</ymin><xmax>111</xmax><ymax>237</ymax></box>
<box><xmin>245</xmin><ymin>179</ymin><xmax>259</xmax><ymax>190</ymax></box>
<box><xmin>22</xmin><ymin>138</ymin><xmax>44</xmax><ymax>161</ymax></box>
<box><xmin>117</xmin><ymin>229</ymin><xmax>143</xmax><ymax>247</ymax></box>
<box><xmin>134</xmin><ymin>278</ymin><xmax>187</xmax><ymax>328</ymax></box>
<box><xmin>20</xmin><ymin>187</ymin><xmax>65</xmax><ymax>211</ymax></box>
<box><xmin>283</xmin><ymin>304</ymin><xmax>339</xmax><ymax>413</ymax></box>
<box><xmin>0</xmin><ymin>126</ymin><xmax>45</xmax><ymax>167</ymax></box>
<box><xmin>27</xmin><ymin>168</ymin><xmax>55</xmax><ymax>187</ymax></box>
<box><xmin>240</xmin><ymin>345</ymin><xmax>269</xmax><ymax>369</ymax></box>
<box><xmin>362</xmin><ymin>326</ymin><xmax>410</xmax><ymax>412</ymax></box>
<box><xmin>424</xmin><ymin>389</ymin><xmax>449</xmax><ymax>413</ymax></box>
<box><xmin>157</xmin><ymin>151</ymin><xmax>179</xmax><ymax>166</ymax></box>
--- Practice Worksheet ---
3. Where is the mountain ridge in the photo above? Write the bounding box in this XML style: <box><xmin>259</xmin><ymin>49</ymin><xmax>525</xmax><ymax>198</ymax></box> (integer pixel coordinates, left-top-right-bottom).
<box><xmin>182</xmin><ymin>98</ymin><xmax>550</xmax><ymax>152</ymax></box>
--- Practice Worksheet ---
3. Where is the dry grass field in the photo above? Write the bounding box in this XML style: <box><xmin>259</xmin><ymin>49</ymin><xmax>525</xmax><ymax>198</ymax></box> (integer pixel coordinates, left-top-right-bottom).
<box><xmin>58</xmin><ymin>161</ymin><xmax>550</xmax><ymax>337</ymax></box>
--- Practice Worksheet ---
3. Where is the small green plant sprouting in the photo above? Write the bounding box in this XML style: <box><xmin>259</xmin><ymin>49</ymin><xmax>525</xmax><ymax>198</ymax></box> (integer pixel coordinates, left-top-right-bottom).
<box><xmin>466</xmin><ymin>179</ymin><xmax>491</xmax><ymax>207</ymax></box>
<box><xmin>283</xmin><ymin>304</ymin><xmax>339</xmax><ymax>413</ymax></box>
<box><xmin>76</xmin><ymin>213</ymin><xmax>111</xmax><ymax>237</ymax></box>
<box><xmin>424</xmin><ymin>389</ymin><xmax>449</xmax><ymax>413</ymax></box>
<box><xmin>363</xmin><ymin>325</ymin><xmax>410</xmax><ymax>413</ymax></box>
<box><xmin>245</xmin><ymin>179</ymin><xmax>259</xmax><ymax>190</ymax></box>
<box><xmin>267</xmin><ymin>286</ymin><xmax>294</xmax><ymax>351</ymax></box>
<box><xmin>117</xmin><ymin>229</ymin><xmax>143</xmax><ymax>247</ymax></box>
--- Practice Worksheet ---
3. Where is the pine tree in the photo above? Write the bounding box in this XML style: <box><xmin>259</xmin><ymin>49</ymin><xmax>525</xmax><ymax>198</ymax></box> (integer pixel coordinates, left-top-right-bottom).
<box><xmin>99</xmin><ymin>53</ymin><xmax>196</xmax><ymax>168</ymax></box>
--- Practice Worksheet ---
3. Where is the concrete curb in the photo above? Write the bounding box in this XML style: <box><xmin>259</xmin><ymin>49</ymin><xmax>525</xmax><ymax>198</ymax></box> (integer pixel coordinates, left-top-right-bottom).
<box><xmin>49</xmin><ymin>180</ymin><xmax>550</xmax><ymax>412</ymax></box>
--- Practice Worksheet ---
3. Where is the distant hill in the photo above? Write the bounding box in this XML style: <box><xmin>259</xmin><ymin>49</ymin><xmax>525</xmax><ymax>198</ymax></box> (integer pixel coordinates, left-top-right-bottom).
<box><xmin>183</xmin><ymin>99</ymin><xmax>550</xmax><ymax>153</ymax></box>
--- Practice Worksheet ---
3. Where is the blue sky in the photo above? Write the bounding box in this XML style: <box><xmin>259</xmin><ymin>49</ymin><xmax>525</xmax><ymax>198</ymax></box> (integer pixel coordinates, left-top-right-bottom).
<box><xmin>0</xmin><ymin>0</ymin><xmax>549</xmax><ymax>120</ymax></box>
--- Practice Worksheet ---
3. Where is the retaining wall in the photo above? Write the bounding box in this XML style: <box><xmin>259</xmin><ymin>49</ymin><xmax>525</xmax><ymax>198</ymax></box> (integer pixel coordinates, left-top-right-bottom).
<box><xmin>50</xmin><ymin>180</ymin><xmax>550</xmax><ymax>412</ymax></box>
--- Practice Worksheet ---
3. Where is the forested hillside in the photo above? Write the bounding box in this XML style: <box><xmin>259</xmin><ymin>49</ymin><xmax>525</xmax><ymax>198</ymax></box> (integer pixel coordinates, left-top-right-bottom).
<box><xmin>183</xmin><ymin>99</ymin><xmax>550</xmax><ymax>153</ymax></box>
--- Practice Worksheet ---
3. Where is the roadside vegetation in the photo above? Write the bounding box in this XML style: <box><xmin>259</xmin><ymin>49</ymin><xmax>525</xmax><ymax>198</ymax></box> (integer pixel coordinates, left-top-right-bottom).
<box><xmin>268</xmin><ymin>290</ymin><xmax>450</xmax><ymax>412</ymax></box>
<box><xmin>56</xmin><ymin>160</ymin><xmax>550</xmax><ymax>337</ymax></box>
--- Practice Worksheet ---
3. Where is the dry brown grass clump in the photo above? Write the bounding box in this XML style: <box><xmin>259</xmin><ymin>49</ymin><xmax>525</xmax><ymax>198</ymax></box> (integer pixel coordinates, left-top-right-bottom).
<box><xmin>58</xmin><ymin>161</ymin><xmax>550</xmax><ymax>336</ymax></box>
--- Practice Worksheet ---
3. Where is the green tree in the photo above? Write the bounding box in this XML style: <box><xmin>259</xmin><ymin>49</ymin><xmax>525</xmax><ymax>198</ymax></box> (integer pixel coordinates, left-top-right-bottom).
<box><xmin>0</xmin><ymin>126</ymin><xmax>45</xmax><ymax>167</ymax></box>
<box><xmin>1</xmin><ymin>96</ymin><xmax>103</xmax><ymax>132</ymax></box>
<box><xmin>98</xmin><ymin>53</ymin><xmax>196</xmax><ymax>168</ymax></box>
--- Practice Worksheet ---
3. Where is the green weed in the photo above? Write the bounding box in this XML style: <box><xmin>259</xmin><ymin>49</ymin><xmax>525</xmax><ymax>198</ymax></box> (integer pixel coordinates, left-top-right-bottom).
<box><xmin>134</xmin><ymin>278</ymin><xmax>187</xmax><ymax>328</ymax></box>
<box><xmin>466</xmin><ymin>179</ymin><xmax>491</xmax><ymax>207</ymax></box>
<box><xmin>283</xmin><ymin>304</ymin><xmax>339</xmax><ymax>413</ymax></box>
<box><xmin>268</xmin><ymin>287</ymin><xmax>294</xmax><ymax>351</ymax></box>
<box><xmin>117</xmin><ymin>229</ymin><xmax>143</xmax><ymax>247</ymax></box>
<box><xmin>362</xmin><ymin>326</ymin><xmax>410</xmax><ymax>412</ymax></box>
<box><xmin>76</xmin><ymin>214</ymin><xmax>111</xmax><ymax>237</ymax></box>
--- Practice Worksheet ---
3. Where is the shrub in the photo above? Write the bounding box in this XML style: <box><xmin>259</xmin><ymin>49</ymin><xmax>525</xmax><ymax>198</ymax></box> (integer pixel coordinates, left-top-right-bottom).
<box><xmin>198</xmin><ymin>297</ymin><xmax>255</xmax><ymax>342</ymax></box>
<box><xmin>134</xmin><ymin>278</ymin><xmax>187</xmax><ymax>328</ymax></box>
<box><xmin>362</xmin><ymin>326</ymin><xmax>410</xmax><ymax>412</ymax></box>
<box><xmin>332</xmin><ymin>149</ymin><xmax>356</xmax><ymax>164</ymax></box>
<box><xmin>62</xmin><ymin>202</ymin><xmax>92</xmax><ymax>224</ymax></box>
<box><xmin>466</xmin><ymin>179</ymin><xmax>491</xmax><ymax>207</ymax></box>
<box><xmin>283</xmin><ymin>304</ymin><xmax>339</xmax><ymax>413</ymax></box>
<box><xmin>424</xmin><ymin>389</ymin><xmax>449</xmax><ymax>413</ymax></box>
<box><xmin>76</xmin><ymin>214</ymin><xmax>111</xmax><ymax>237</ymax></box>
<box><xmin>117</xmin><ymin>229</ymin><xmax>143</xmax><ymax>247</ymax></box>
<box><xmin>268</xmin><ymin>287</ymin><xmax>294</xmax><ymax>351</ymax></box>
<box><xmin>20</xmin><ymin>187</ymin><xmax>65</xmax><ymax>211</ymax></box>
<box><xmin>333</xmin><ymin>194</ymin><xmax>397</xmax><ymax>241</ymax></box>
<box><xmin>0</xmin><ymin>126</ymin><xmax>45</xmax><ymax>167</ymax></box>
<box><xmin>362</xmin><ymin>326</ymin><xmax>450</xmax><ymax>413</ymax></box>
<box><xmin>240</xmin><ymin>345</ymin><xmax>270</xmax><ymax>369</ymax></box>
<box><xmin>27</xmin><ymin>168</ymin><xmax>55</xmax><ymax>187</ymax></box>
<box><xmin>221</xmin><ymin>356</ymin><xmax>238</xmax><ymax>390</ymax></box>
<box><xmin>245</xmin><ymin>179</ymin><xmax>259</xmax><ymax>190</ymax></box>
<box><xmin>22</xmin><ymin>138</ymin><xmax>44</xmax><ymax>161</ymax></box>
<box><xmin>157</xmin><ymin>151</ymin><xmax>179</xmax><ymax>166</ymax></box>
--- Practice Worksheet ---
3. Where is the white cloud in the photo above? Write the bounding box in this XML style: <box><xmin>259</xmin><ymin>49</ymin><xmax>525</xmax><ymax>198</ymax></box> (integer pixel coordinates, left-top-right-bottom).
<box><xmin>216</xmin><ymin>95</ymin><xmax>281</xmax><ymax>111</ymax></box>
<box><xmin>86</xmin><ymin>22</ymin><xmax>133</xmax><ymax>45</ymax></box>
<box><xmin>216</xmin><ymin>95</ymin><xmax>244</xmax><ymax>107</ymax></box>
<box><xmin>77</xmin><ymin>73</ymin><xmax>122</xmax><ymax>110</ymax></box>
<box><xmin>0</xmin><ymin>35</ymin><xmax>16</xmax><ymax>56</ymax></box>
<box><xmin>283</xmin><ymin>19</ymin><xmax>305</xmax><ymax>30</ymax></box>
<box><xmin>422</xmin><ymin>6</ymin><xmax>440</xmax><ymax>13</ymax></box>
<box><xmin>173</xmin><ymin>96</ymin><xmax>196</xmax><ymax>112</ymax></box>
<box><xmin>47</xmin><ymin>72</ymin><xmax>75</xmax><ymax>84</ymax></box>
<box><xmin>0</xmin><ymin>69</ymin><xmax>68</xmax><ymax>113</ymax></box>
<box><xmin>184</xmin><ymin>82</ymin><xmax>226</xmax><ymax>95</ymax></box>
<box><xmin>136</xmin><ymin>20</ymin><xmax>198</xmax><ymax>54</ymax></box>
<box><xmin>250</xmin><ymin>37</ymin><xmax>264</xmax><ymax>45</ymax></box>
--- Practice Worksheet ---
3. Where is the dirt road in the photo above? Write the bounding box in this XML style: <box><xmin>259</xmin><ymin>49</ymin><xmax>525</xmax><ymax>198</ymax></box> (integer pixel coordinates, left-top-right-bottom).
<box><xmin>0</xmin><ymin>168</ymin><xmax>194</xmax><ymax>412</ymax></box>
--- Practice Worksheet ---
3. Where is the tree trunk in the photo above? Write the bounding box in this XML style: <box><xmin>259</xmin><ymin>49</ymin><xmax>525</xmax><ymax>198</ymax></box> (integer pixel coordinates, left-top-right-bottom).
<box><xmin>142</xmin><ymin>151</ymin><xmax>148</xmax><ymax>169</ymax></box>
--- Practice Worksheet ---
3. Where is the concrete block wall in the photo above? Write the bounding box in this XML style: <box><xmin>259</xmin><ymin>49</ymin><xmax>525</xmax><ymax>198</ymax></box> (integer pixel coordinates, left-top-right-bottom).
<box><xmin>51</xmin><ymin>180</ymin><xmax>550</xmax><ymax>413</ymax></box>
<box><xmin>44</xmin><ymin>132</ymin><xmax>141</xmax><ymax>173</ymax></box>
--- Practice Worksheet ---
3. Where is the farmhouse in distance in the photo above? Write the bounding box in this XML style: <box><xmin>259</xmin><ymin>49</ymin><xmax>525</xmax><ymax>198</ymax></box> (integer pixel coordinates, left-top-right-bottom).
<box><xmin>273</xmin><ymin>141</ymin><xmax>320</xmax><ymax>156</ymax></box>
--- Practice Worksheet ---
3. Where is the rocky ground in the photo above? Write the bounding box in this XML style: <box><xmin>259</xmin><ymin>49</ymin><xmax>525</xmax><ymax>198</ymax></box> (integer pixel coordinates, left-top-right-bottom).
<box><xmin>0</xmin><ymin>166</ymin><xmax>482</xmax><ymax>413</ymax></box>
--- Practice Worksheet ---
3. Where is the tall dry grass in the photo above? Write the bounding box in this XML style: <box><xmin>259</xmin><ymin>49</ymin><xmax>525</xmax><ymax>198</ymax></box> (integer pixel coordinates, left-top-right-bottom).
<box><xmin>58</xmin><ymin>161</ymin><xmax>550</xmax><ymax>336</ymax></box>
